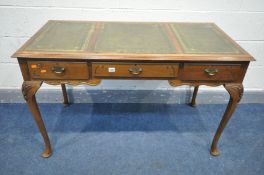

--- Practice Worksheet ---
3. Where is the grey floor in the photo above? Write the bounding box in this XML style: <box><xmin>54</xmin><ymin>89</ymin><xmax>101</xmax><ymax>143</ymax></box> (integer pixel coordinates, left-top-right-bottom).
<box><xmin>0</xmin><ymin>103</ymin><xmax>263</xmax><ymax>175</ymax></box>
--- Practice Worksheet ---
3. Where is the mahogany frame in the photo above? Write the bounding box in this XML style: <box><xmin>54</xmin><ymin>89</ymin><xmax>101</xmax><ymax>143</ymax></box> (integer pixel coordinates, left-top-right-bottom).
<box><xmin>13</xmin><ymin>21</ymin><xmax>254</xmax><ymax>158</ymax></box>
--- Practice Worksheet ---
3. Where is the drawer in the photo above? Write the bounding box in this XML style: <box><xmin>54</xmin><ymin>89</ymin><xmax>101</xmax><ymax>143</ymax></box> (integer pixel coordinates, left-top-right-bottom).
<box><xmin>92</xmin><ymin>63</ymin><xmax>179</xmax><ymax>78</ymax></box>
<box><xmin>181</xmin><ymin>64</ymin><xmax>242</xmax><ymax>81</ymax></box>
<box><xmin>28</xmin><ymin>61</ymin><xmax>89</xmax><ymax>79</ymax></box>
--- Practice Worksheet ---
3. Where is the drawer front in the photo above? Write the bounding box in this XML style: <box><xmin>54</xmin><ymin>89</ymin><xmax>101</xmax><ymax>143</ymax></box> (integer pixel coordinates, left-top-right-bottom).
<box><xmin>28</xmin><ymin>61</ymin><xmax>89</xmax><ymax>79</ymax></box>
<box><xmin>181</xmin><ymin>64</ymin><xmax>242</xmax><ymax>81</ymax></box>
<box><xmin>92</xmin><ymin>63</ymin><xmax>179</xmax><ymax>78</ymax></box>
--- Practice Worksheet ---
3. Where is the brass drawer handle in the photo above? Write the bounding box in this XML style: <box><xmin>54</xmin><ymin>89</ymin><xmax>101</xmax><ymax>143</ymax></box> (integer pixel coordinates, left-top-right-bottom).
<box><xmin>128</xmin><ymin>67</ymin><xmax>143</xmax><ymax>75</ymax></box>
<box><xmin>52</xmin><ymin>66</ymin><xmax>65</xmax><ymax>74</ymax></box>
<box><xmin>204</xmin><ymin>68</ymin><xmax>218</xmax><ymax>76</ymax></box>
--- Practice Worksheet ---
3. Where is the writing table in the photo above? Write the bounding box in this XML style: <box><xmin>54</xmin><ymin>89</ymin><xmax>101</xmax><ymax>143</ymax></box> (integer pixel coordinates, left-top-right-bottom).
<box><xmin>12</xmin><ymin>20</ymin><xmax>254</xmax><ymax>157</ymax></box>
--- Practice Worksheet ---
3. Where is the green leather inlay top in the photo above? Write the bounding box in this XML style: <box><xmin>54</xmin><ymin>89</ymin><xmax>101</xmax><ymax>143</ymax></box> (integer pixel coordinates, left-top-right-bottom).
<box><xmin>23</xmin><ymin>21</ymin><xmax>244</xmax><ymax>55</ymax></box>
<box><xmin>94</xmin><ymin>23</ymin><xmax>176</xmax><ymax>54</ymax></box>
<box><xmin>25</xmin><ymin>21</ymin><xmax>96</xmax><ymax>52</ymax></box>
<box><xmin>170</xmin><ymin>23</ymin><xmax>242</xmax><ymax>54</ymax></box>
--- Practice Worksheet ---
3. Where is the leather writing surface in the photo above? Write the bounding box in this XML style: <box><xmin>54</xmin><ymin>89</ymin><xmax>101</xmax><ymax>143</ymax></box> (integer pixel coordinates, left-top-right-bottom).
<box><xmin>94</xmin><ymin>23</ymin><xmax>176</xmax><ymax>54</ymax></box>
<box><xmin>170</xmin><ymin>23</ymin><xmax>242</xmax><ymax>54</ymax></box>
<box><xmin>25</xmin><ymin>21</ymin><xmax>96</xmax><ymax>52</ymax></box>
<box><xmin>19</xmin><ymin>21</ymin><xmax>247</xmax><ymax>57</ymax></box>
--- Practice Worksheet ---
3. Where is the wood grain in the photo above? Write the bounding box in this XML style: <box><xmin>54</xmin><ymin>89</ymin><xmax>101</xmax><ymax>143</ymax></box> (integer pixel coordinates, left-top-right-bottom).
<box><xmin>180</xmin><ymin>64</ymin><xmax>242</xmax><ymax>81</ymax></box>
<box><xmin>210</xmin><ymin>83</ymin><xmax>244</xmax><ymax>156</ymax></box>
<box><xmin>14</xmin><ymin>20</ymin><xmax>254</xmax><ymax>158</ymax></box>
<box><xmin>92</xmin><ymin>63</ymin><xmax>179</xmax><ymax>78</ymax></box>
<box><xmin>28</xmin><ymin>61</ymin><xmax>89</xmax><ymax>80</ymax></box>
<box><xmin>22</xmin><ymin>81</ymin><xmax>52</xmax><ymax>158</ymax></box>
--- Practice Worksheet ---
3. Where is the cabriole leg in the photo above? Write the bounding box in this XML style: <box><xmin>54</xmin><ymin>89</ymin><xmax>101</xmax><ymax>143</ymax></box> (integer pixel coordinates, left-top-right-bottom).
<box><xmin>210</xmin><ymin>83</ymin><xmax>243</xmax><ymax>156</ymax></box>
<box><xmin>22</xmin><ymin>81</ymin><xmax>52</xmax><ymax>158</ymax></box>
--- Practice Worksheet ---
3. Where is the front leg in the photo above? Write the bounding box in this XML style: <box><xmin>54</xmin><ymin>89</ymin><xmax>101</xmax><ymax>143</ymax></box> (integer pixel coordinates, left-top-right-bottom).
<box><xmin>210</xmin><ymin>83</ymin><xmax>243</xmax><ymax>156</ymax></box>
<box><xmin>22</xmin><ymin>81</ymin><xmax>52</xmax><ymax>158</ymax></box>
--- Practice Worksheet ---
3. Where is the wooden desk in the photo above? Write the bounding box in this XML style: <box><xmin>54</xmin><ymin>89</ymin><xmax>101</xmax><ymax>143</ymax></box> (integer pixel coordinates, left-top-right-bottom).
<box><xmin>12</xmin><ymin>20</ymin><xmax>254</xmax><ymax>158</ymax></box>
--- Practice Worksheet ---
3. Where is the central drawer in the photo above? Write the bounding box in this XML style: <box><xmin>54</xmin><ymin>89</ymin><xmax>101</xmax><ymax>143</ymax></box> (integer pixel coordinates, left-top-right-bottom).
<box><xmin>28</xmin><ymin>61</ymin><xmax>89</xmax><ymax>80</ymax></box>
<box><xmin>92</xmin><ymin>63</ymin><xmax>179</xmax><ymax>78</ymax></box>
